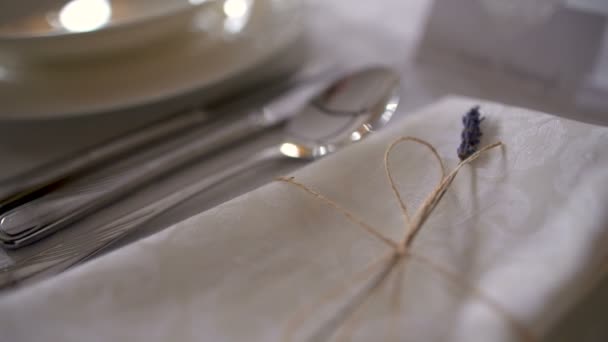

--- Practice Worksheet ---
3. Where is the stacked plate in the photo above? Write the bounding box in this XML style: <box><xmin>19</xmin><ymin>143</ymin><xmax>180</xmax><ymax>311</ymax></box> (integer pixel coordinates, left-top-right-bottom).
<box><xmin>0</xmin><ymin>0</ymin><xmax>304</xmax><ymax>119</ymax></box>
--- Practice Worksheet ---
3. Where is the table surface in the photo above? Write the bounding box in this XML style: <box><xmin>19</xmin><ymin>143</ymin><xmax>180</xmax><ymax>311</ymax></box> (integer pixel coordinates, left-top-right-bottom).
<box><xmin>1</xmin><ymin>0</ymin><xmax>607</xmax><ymax>338</ymax></box>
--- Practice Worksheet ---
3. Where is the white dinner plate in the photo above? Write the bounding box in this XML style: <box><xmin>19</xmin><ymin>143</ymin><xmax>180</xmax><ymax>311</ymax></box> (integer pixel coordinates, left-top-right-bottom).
<box><xmin>0</xmin><ymin>0</ymin><xmax>219</xmax><ymax>62</ymax></box>
<box><xmin>0</xmin><ymin>0</ymin><xmax>303</xmax><ymax>120</ymax></box>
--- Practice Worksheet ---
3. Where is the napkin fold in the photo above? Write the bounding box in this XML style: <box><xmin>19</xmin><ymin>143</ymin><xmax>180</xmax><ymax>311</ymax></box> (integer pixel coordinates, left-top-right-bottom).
<box><xmin>1</xmin><ymin>97</ymin><xmax>608</xmax><ymax>342</ymax></box>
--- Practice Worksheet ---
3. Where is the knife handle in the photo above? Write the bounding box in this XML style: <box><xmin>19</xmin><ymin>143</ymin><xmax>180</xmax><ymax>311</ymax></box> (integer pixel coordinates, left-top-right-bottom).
<box><xmin>0</xmin><ymin>110</ymin><xmax>275</xmax><ymax>249</ymax></box>
<box><xmin>0</xmin><ymin>108</ymin><xmax>211</xmax><ymax>215</ymax></box>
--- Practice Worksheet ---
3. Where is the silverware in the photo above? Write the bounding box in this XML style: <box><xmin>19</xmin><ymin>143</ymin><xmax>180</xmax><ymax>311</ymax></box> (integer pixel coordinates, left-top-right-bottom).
<box><xmin>0</xmin><ymin>71</ymin><xmax>332</xmax><ymax>249</ymax></box>
<box><xmin>0</xmin><ymin>109</ymin><xmax>209</xmax><ymax>214</ymax></box>
<box><xmin>0</xmin><ymin>69</ymin><xmax>319</xmax><ymax>214</ymax></box>
<box><xmin>0</xmin><ymin>66</ymin><xmax>400</xmax><ymax>287</ymax></box>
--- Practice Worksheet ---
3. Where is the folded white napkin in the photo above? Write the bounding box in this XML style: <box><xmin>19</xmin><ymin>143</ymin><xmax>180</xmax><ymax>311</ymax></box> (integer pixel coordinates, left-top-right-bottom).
<box><xmin>1</xmin><ymin>97</ymin><xmax>608</xmax><ymax>342</ymax></box>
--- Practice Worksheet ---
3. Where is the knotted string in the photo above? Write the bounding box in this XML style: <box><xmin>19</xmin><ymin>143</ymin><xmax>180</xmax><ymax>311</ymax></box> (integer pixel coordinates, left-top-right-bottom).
<box><xmin>277</xmin><ymin>136</ymin><xmax>537</xmax><ymax>342</ymax></box>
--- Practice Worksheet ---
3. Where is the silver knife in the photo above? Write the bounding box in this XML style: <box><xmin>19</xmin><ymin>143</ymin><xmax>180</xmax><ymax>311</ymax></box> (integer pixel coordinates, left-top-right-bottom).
<box><xmin>0</xmin><ymin>70</ymin><xmax>332</xmax><ymax>249</ymax></box>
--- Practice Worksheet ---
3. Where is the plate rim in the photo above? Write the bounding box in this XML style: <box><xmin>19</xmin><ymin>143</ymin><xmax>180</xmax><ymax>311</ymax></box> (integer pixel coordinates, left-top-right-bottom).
<box><xmin>0</xmin><ymin>0</ymin><xmax>303</xmax><ymax>120</ymax></box>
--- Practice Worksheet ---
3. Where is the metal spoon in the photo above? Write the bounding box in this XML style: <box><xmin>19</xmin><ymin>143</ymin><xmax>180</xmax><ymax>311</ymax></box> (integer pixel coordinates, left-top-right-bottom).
<box><xmin>0</xmin><ymin>70</ymin><xmax>332</xmax><ymax>249</ymax></box>
<box><xmin>0</xmin><ymin>65</ymin><xmax>328</xmax><ymax>218</ymax></box>
<box><xmin>0</xmin><ymin>66</ymin><xmax>400</xmax><ymax>287</ymax></box>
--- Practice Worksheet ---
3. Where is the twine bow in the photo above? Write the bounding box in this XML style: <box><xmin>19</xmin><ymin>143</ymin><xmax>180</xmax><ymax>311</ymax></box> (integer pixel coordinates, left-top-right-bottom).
<box><xmin>277</xmin><ymin>136</ymin><xmax>537</xmax><ymax>342</ymax></box>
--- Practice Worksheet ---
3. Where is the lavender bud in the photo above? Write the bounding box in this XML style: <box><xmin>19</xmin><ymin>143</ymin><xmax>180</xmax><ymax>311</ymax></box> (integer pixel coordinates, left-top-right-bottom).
<box><xmin>457</xmin><ymin>106</ymin><xmax>484</xmax><ymax>160</ymax></box>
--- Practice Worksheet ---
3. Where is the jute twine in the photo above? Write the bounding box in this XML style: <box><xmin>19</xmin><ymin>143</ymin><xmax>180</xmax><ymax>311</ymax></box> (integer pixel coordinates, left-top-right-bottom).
<box><xmin>277</xmin><ymin>136</ymin><xmax>536</xmax><ymax>342</ymax></box>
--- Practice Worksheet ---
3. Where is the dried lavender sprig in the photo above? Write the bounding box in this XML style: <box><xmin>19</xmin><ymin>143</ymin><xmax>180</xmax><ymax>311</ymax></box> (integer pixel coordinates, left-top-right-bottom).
<box><xmin>457</xmin><ymin>106</ymin><xmax>485</xmax><ymax>160</ymax></box>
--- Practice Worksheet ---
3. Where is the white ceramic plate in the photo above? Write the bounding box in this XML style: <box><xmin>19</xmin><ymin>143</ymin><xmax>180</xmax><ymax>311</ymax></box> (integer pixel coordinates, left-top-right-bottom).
<box><xmin>0</xmin><ymin>0</ymin><xmax>303</xmax><ymax>119</ymax></box>
<box><xmin>0</xmin><ymin>0</ymin><xmax>218</xmax><ymax>61</ymax></box>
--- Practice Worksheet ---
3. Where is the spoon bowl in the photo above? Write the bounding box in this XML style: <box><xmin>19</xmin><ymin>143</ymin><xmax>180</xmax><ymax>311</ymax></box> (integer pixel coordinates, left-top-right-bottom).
<box><xmin>278</xmin><ymin>67</ymin><xmax>399</xmax><ymax>159</ymax></box>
